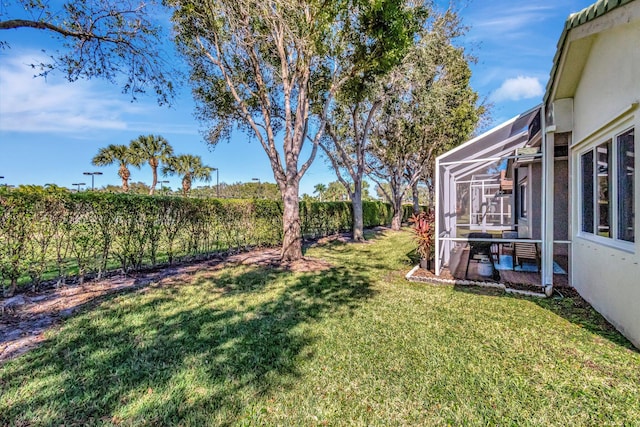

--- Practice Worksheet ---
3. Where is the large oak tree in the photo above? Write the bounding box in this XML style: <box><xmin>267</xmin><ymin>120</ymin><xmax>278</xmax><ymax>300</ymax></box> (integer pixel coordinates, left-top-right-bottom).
<box><xmin>168</xmin><ymin>0</ymin><xmax>421</xmax><ymax>260</ymax></box>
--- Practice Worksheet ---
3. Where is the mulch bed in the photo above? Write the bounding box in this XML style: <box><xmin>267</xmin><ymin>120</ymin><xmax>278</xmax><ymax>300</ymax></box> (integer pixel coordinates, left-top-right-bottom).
<box><xmin>0</xmin><ymin>241</ymin><xmax>338</xmax><ymax>364</ymax></box>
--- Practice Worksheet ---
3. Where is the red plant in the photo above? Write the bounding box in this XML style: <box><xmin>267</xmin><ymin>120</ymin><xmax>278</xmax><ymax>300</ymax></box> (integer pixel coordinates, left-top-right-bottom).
<box><xmin>409</xmin><ymin>210</ymin><xmax>435</xmax><ymax>260</ymax></box>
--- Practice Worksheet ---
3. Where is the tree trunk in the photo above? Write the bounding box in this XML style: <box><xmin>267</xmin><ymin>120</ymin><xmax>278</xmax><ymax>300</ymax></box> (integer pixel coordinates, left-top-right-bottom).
<box><xmin>120</xmin><ymin>165</ymin><xmax>130</xmax><ymax>192</ymax></box>
<box><xmin>182</xmin><ymin>174</ymin><xmax>191</xmax><ymax>196</ymax></box>
<box><xmin>351</xmin><ymin>180</ymin><xmax>365</xmax><ymax>242</ymax></box>
<box><xmin>412</xmin><ymin>181</ymin><xmax>420</xmax><ymax>214</ymax></box>
<box><xmin>281</xmin><ymin>182</ymin><xmax>303</xmax><ymax>261</ymax></box>
<box><xmin>149</xmin><ymin>159</ymin><xmax>158</xmax><ymax>195</ymax></box>
<box><xmin>6</xmin><ymin>278</ymin><xmax>17</xmax><ymax>297</ymax></box>
<box><xmin>391</xmin><ymin>195</ymin><xmax>403</xmax><ymax>231</ymax></box>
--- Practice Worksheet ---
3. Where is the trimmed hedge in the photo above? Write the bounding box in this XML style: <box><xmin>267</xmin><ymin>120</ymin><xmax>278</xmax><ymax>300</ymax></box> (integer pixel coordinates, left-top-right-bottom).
<box><xmin>0</xmin><ymin>191</ymin><xmax>412</xmax><ymax>292</ymax></box>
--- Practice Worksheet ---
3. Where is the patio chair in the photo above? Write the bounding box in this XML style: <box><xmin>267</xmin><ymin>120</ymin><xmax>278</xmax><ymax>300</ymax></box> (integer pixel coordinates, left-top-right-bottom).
<box><xmin>513</xmin><ymin>242</ymin><xmax>540</xmax><ymax>272</ymax></box>
<box><xmin>501</xmin><ymin>230</ymin><xmax>519</xmax><ymax>256</ymax></box>
<box><xmin>464</xmin><ymin>232</ymin><xmax>499</xmax><ymax>280</ymax></box>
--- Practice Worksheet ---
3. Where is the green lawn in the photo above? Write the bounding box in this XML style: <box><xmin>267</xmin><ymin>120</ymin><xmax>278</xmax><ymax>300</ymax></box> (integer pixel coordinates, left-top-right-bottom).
<box><xmin>1</xmin><ymin>230</ymin><xmax>639</xmax><ymax>426</ymax></box>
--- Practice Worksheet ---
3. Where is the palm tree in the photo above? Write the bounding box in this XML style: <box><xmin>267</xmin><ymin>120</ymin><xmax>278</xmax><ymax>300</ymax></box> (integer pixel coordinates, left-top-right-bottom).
<box><xmin>129</xmin><ymin>134</ymin><xmax>174</xmax><ymax>195</ymax></box>
<box><xmin>92</xmin><ymin>144</ymin><xmax>134</xmax><ymax>192</ymax></box>
<box><xmin>163</xmin><ymin>154</ymin><xmax>212</xmax><ymax>196</ymax></box>
<box><xmin>313</xmin><ymin>183</ymin><xmax>327</xmax><ymax>201</ymax></box>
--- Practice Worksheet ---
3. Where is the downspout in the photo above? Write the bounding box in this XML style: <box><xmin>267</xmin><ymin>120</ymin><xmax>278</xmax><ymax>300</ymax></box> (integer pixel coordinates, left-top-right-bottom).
<box><xmin>541</xmin><ymin>104</ymin><xmax>555</xmax><ymax>297</ymax></box>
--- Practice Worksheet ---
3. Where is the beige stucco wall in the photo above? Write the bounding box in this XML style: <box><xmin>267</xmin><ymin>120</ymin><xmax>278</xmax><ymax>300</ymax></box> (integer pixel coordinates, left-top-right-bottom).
<box><xmin>568</xmin><ymin>12</ymin><xmax>640</xmax><ymax>348</ymax></box>
<box><xmin>573</xmin><ymin>18</ymin><xmax>640</xmax><ymax>143</ymax></box>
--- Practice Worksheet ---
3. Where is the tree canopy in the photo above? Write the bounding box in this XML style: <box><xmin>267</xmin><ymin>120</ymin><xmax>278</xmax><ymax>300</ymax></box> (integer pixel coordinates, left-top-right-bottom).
<box><xmin>163</xmin><ymin>154</ymin><xmax>213</xmax><ymax>196</ymax></box>
<box><xmin>0</xmin><ymin>0</ymin><xmax>175</xmax><ymax>104</ymax></box>
<box><xmin>129</xmin><ymin>135</ymin><xmax>174</xmax><ymax>195</ymax></box>
<box><xmin>168</xmin><ymin>0</ymin><xmax>426</xmax><ymax>260</ymax></box>
<box><xmin>92</xmin><ymin>144</ymin><xmax>135</xmax><ymax>192</ymax></box>
<box><xmin>367</xmin><ymin>11</ymin><xmax>484</xmax><ymax>229</ymax></box>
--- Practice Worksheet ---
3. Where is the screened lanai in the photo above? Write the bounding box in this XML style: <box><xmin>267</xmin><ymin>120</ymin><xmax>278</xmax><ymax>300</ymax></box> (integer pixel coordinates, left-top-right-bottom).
<box><xmin>433</xmin><ymin>105</ymin><xmax>566</xmax><ymax>294</ymax></box>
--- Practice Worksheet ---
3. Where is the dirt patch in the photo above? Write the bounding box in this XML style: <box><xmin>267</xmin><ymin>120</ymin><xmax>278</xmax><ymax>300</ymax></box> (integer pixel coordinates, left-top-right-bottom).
<box><xmin>307</xmin><ymin>226</ymin><xmax>388</xmax><ymax>248</ymax></box>
<box><xmin>409</xmin><ymin>267</ymin><xmax>455</xmax><ymax>281</ymax></box>
<box><xmin>0</xmin><ymin>243</ymin><xmax>336</xmax><ymax>364</ymax></box>
<box><xmin>1</xmin><ymin>277</ymin><xmax>141</xmax><ymax>363</ymax></box>
<box><xmin>224</xmin><ymin>249</ymin><xmax>332</xmax><ymax>273</ymax></box>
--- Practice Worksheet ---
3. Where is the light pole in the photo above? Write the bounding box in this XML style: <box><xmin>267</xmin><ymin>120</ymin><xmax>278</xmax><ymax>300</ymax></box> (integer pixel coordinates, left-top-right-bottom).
<box><xmin>212</xmin><ymin>168</ymin><xmax>219</xmax><ymax>198</ymax></box>
<box><xmin>72</xmin><ymin>182</ymin><xmax>86</xmax><ymax>192</ymax></box>
<box><xmin>83</xmin><ymin>171</ymin><xmax>103</xmax><ymax>190</ymax></box>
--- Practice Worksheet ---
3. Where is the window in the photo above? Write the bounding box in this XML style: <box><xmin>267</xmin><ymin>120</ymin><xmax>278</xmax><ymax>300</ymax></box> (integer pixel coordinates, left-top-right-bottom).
<box><xmin>580</xmin><ymin>127</ymin><xmax>635</xmax><ymax>246</ymax></box>
<box><xmin>581</xmin><ymin>151</ymin><xmax>594</xmax><ymax>233</ymax></box>
<box><xmin>618</xmin><ymin>129</ymin><xmax>635</xmax><ymax>242</ymax></box>
<box><xmin>519</xmin><ymin>181</ymin><xmax>527</xmax><ymax>219</ymax></box>
<box><xmin>596</xmin><ymin>141</ymin><xmax>611</xmax><ymax>237</ymax></box>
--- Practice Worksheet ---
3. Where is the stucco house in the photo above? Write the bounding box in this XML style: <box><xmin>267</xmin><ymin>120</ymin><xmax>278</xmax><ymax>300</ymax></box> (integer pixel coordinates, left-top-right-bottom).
<box><xmin>433</xmin><ymin>0</ymin><xmax>640</xmax><ymax>347</ymax></box>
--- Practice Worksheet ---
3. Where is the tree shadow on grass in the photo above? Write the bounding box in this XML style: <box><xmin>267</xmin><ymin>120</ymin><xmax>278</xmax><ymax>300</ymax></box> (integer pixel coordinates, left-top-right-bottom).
<box><xmin>453</xmin><ymin>284</ymin><xmax>637</xmax><ymax>352</ymax></box>
<box><xmin>0</xmin><ymin>264</ymin><xmax>375</xmax><ymax>425</ymax></box>
<box><xmin>303</xmin><ymin>227</ymin><xmax>390</xmax><ymax>251</ymax></box>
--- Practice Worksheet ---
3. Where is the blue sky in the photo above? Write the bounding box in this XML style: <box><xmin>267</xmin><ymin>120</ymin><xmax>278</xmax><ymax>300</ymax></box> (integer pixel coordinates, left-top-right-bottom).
<box><xmin>0</xmin><ymin>0</ymin><xmax>595</xmax><ymax>194</ymax></box>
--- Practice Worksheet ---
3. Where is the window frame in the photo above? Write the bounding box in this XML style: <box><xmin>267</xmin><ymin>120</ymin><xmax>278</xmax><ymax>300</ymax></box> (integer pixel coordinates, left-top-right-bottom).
<box><xmin>617</xmin><ymin>128</ymin><xmax>635</xmax><ymax>243</ymax></box>
<box><xmin>518</xmin><ymin>179</ymin><xmax>528</xmax><ymax>220</ymax></box>
<box><xmin>577</xmin><ymin>125</ymin><xmax>635</xmax><ymax>252</ymax></box>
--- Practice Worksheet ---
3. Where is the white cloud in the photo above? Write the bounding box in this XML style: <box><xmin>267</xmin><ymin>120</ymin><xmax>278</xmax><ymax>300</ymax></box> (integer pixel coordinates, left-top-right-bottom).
<box><xmin>0</xmin><ymin>53</ymin><xmax>197</xmax><ymax>135</ymax></box>
<box><xmin>474</xmin><ymin>5</ymin><xmax>555</xmax><ymax>30</ymax></box>
<box><xmin>490</xmin><ymin>76</ymin><xmax>544</xmax><ymax>102</ymax></box>
<box><xmin>465</xmin><ymin>4</ymin><xmax>558</xmax><ymax>44</ymax></box>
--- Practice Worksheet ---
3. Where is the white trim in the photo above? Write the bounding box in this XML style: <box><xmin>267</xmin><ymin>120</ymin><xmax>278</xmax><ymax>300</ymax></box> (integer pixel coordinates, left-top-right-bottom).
<box><xmin>542</xmin><ymin>114</ymin><xmax>555</xmax><ymax>287</ymax></box>
<box><xmin>435</xmin><ymin>157</ymin><xmax>441</xmax><ymax>276</ymax></box>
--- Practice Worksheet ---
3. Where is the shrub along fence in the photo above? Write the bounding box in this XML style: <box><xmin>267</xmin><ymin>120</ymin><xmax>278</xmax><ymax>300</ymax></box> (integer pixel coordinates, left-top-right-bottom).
<box><xmin>0</xmin><ymin>190</ymin><xmax>414</xmax><ymax>293</ymax></box>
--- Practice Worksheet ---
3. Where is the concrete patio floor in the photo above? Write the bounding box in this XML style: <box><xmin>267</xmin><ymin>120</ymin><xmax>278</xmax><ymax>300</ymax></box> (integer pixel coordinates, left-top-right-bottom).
<box><xmin>406</xmin><ymin>248</ymin><xmax>570</xmax><ymax>296</ymax></box>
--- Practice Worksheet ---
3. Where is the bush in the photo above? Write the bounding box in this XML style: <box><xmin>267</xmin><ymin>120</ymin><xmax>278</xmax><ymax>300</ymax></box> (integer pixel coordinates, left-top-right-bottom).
<box><xmin>0</xmin><ymin>192</ymin><xmax>397</xmax><ymax>293</ymax></box>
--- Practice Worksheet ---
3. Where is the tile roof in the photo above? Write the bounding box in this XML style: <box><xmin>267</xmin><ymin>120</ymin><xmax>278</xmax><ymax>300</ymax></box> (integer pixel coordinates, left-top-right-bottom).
<box><xmin>567</xmin><ymin>0</ymin><xmax>635</xmax><ymax>29</ymax></box>
<box><xmin>544</xmin><ymin>0</ymin><xmax>637</xmax><ymax>103</ymax></box>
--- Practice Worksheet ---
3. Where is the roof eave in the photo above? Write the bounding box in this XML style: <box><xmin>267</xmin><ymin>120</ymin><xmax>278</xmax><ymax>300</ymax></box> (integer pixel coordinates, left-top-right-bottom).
<box><xmin>543</xmin><ymin>0</ymin><xmax>637</xmax><ymax>104</ymax></box>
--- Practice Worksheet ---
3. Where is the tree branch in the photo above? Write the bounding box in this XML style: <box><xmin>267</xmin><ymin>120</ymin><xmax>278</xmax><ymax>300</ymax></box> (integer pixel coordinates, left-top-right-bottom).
<box><xmin>0</xmin><ymin>19</ymin><xmax>133</xmax><ymax>47</ymax></box>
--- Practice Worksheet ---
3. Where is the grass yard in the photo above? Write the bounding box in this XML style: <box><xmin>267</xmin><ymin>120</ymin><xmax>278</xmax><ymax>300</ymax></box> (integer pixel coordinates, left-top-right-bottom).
<box><xmin>1</xmin><ymin>229</ymin><xmax>639</xmax><ymax>425</ymax></box>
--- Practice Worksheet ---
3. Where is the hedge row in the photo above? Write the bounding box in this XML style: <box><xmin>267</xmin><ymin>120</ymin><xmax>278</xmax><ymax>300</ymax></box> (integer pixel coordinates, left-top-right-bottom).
<box><xmin>0</xmin><ymin>191</ymin><xmax>412</xmax><ymax>292</ymax></box>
